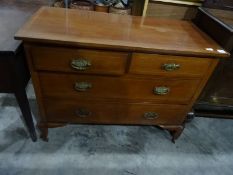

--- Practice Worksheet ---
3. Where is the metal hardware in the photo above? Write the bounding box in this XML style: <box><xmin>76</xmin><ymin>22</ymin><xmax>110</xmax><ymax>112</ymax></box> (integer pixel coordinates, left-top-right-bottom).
<box><xmin>71</xmin><ymin>59</ymin><xmax>91</xmax><ymax>70</ymax></box>
<box><xmin>75</xmin><ymin>108</ymin><xmax>92</xmax><ymax>118</ymax></box>
<box><xmin>144</xmin><ymin>112</ymin><xmax>158</xmax><ymax>120</ymax></box>
<box><xmin>154</xmin><ymin>86</ymin><xmax>170</xmax><ymax>95</ymax></box>
<box><xmin>75</xmin><ymin>82</ymin><xmax>92</xmax><ymax>92</ymax></box>
<box><xmin>162</xmin><ymin>63</ymin><xmax>180</xmax><ymax>71</ymax></box>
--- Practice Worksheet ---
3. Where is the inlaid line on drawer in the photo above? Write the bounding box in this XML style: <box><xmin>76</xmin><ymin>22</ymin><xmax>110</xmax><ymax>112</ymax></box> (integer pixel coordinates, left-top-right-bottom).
<box><xmin>39</xmin><ymin>73</ymin><xmax>201</xmax><ymax>104</ymax></box>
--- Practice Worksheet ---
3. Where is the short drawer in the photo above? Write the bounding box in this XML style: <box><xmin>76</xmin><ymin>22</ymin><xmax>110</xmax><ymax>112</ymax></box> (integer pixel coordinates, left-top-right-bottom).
<box><xmin>129</xmin><ymin>53</ymin><xmax>212</xmax><ymax>77</ymax></box>
<box><xmin>44</xmin><ymin>99</ymin><xmax>187</xmax><ymax>125</ymax></box>
<box><xmin>39</xmin><ymin>73</ymin><xmax>201</xmax><ymax>104</ymax></box>
<box><xmin>30</xmin><ymin>46</ymin><xmax>129</xmax><ymax>75</ymax></box>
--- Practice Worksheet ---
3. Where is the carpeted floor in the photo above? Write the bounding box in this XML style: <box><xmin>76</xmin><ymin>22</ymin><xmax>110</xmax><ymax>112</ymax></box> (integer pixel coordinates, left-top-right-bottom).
<box><xmin>0</xmin><ymin>84</ymin><xmax>233</xmax><ymax>175</ymax></box>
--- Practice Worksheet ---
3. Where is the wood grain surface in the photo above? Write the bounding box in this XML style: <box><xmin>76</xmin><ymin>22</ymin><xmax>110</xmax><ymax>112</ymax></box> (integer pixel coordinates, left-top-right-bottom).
<box><xmin>15</xmin><ymin>7</ymin><xmax>229</xmax><ymax>57</ymax></box>
<box><xmin>39</xmin><ymin>72</ymin><xmax>201</xmax><ymax>104</ymax></box>
<box><xmin>130</xmin><ymin>53</ymin><xmax>213</xmax><ymax>77</ymax></box>
<box><xmin>18</xmin><ymin>7</ymin><xmax>227</xmax><ymax>141</ymax></box>
<box><xmin>44</xmin><ymin>99</ymin><xmax>187</xmax><ymax>125</ymax></box>
<box><xmin>30</xmin><ymin>45</ymin><xmax>129</xmax><ymax>75</ymax></box>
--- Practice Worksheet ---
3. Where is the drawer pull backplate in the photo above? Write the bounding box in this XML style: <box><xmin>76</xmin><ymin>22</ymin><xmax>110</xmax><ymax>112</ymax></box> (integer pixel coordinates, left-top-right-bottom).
<box><xmin>144</xmin><ymin>112</ymin><xmax>158</xmax><ymax>120</ymax></box>
<box><xmin>162</xmin><ymin>63</ymin><xmax>180</xmax><ymax>71</ymax></box>
<box><xmin>154</xmin><ymin>87</ymin><xmax>170</xmax><ymax>95</ymax></box>
<box><xmin>71</xmin><ymin>59</ymin><xmax>91</xmax><ymax>70</ymax></box>
<box><xmin>75</xmin><ymin>108</ymin><xmax>92</xmax><ymax>118</ymax></box>
<box><xmin>75</xmin><ymin>82</ymin><xmax>92</xmax><ymax>92</ymax></box>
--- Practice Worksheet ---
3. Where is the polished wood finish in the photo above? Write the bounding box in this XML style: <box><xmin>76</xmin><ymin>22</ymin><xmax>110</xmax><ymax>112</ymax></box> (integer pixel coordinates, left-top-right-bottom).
<box><xmin>39</xmin><ymin>72</ymin><xmax>201</xmax><ymax>104</ymax></box>
<box><xmin>16</xmin><ymin>7</ymin><xmax>228</xmax><ymax>142</ymax></box>
<box><xmin>130</xmin><ymin>53</ymin><xmax>213</xmax><ymax>77</ymax></box>
<box><xmin>44</xmin><ymin>99</ymin><xmax>187</xmax><ymax>125</ymax></box>
<box><xmin>15</xmin><ymin>7</ymin><xmax>229</xmax><ymax>58</ymax></box>
<box><xmin>31</xmin><ymin>46</ymin><xmax>129</xmax><ymax>75</ymax></box>
<box><xmin>0</xmin><ymin>1</ymin><xmax>47</xmax><ymax>142</ymax></box>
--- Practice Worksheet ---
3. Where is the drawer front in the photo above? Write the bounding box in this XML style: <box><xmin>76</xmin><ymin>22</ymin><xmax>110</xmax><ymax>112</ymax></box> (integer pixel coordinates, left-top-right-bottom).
<box><xmin>129</xmin><ymin>53</ymin><xmax>212</xmax><ymax>77</ymax></box>
<box><xmin>39</xmin><ymin>73</ymin><xmax>201</xmax><ymax>104</ymax></box>
<box><xmin>30</xmin><ymin>46</ymin><xmax>129</xmax><ymax>75</ymax></box>
<box><xmin>44</xmin><ymin>99</ymin><xmax>187</xmax><ymax>125</ymax></box>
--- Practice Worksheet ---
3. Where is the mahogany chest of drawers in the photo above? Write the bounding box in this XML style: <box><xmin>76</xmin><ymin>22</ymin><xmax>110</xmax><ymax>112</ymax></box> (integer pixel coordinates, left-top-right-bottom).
<box><xmin>15</xmin><ymin>7</ymin><xmax>229</xmax><ymax>142</ymax></box>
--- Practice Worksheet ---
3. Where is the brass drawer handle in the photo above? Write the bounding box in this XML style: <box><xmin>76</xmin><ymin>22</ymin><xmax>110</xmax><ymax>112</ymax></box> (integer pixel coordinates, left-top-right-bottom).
<box><xmin>71</xmin><ymin>59</ymin><xmax>91</xmax><ymax>70</ymax></box>
<box><xmin>162</xmin><ymin>63</ymin><xmax>180</xmax><ymax>71</ymax></box>
<box><xmin>75</xmin><ymin>108</ymin><xmax>92</xmax><ymax>118</ymax></box>
<box><xmin>75</xmin><ymin>82</ymin><xmax>92</xmax><ymax>92</ymax></box>
<box><xmin>154</xmin><ymin>86</ymin><xmax>170</xmax><ymax>95</ymax></box>
<box><xmin>144</xmin><ymin>112</ymin><xmax>158</xmax><ymax>120</ymax></box>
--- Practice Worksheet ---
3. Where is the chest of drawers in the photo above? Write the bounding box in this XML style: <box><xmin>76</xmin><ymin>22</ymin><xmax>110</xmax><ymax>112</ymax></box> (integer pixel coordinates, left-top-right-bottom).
<box><xmin>15</xmin><ymin>7</ymin><xmax>229</xmax><ymax>142</ymax></box>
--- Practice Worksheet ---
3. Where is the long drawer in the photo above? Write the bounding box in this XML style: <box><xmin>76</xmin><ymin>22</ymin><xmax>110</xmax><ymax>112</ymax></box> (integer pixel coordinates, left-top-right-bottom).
<box><xmin>129</xmin><ymin>53</ymin><xmax>212</xmax><ymax>77</ymax></box>
<box><xmin>30</xmin><ymin>46</ymin><xmax>129</xmax><ymax>75</ymax></box>
<box><xmin>39</xmin><ymin>73</ymin><xmax>201</xmax><ymax>104</ymax></box>
<box><xmin>44</xmin><ymin>99</ymin><xmax>187</xmax><ymax>125</ymax></box>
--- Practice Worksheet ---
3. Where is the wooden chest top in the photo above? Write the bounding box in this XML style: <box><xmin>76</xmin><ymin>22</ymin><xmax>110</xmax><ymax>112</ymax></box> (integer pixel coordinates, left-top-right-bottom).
<box><xmin>15</xmin><ymin>7</ymin><xmax>229</xmax><ymax>58</ymax></box>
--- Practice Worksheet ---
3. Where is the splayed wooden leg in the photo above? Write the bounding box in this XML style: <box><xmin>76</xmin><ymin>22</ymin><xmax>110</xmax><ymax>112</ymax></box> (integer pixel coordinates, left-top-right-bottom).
<box><xmin>37</xmin><ymin>123</ymin><xmax>48</xmax><ymax>142</ymax></box>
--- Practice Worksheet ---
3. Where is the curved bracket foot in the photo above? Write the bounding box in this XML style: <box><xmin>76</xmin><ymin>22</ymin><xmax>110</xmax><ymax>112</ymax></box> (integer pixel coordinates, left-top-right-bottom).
<box><xmin>159</xmin><ymin>125</ymin><xmax>184</xmax><ymax>143</ymax></box>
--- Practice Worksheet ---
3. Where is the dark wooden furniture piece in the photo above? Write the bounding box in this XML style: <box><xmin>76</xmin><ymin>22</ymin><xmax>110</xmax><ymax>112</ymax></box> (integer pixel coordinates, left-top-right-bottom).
<box><xmin>144</xmin><ymin>0</ymin><xmax>201</xmax><ymax>20</ymax></box>
<box><xmin>203</xmin><ymin>0</ymin><xmax>233</xmax><ymax>10</ymax></box>
<box><xmin>15</xmin><ymin>7</ymin><xmax>228</xmax><ymax>142</ymax></box>
<box><xmin>131</xmin><ymin>0</ymin><xmax>146</xmax><ymax>15</ymax></box>
<box><xmin>0</xmin><ymin>1</ymin><xmax>47</xmax><ymax>141</ymax></box>
<box><xmin>193</xmin><ymin>1</ymin><xmax>233</xmax><ymax>119</ymax></box>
